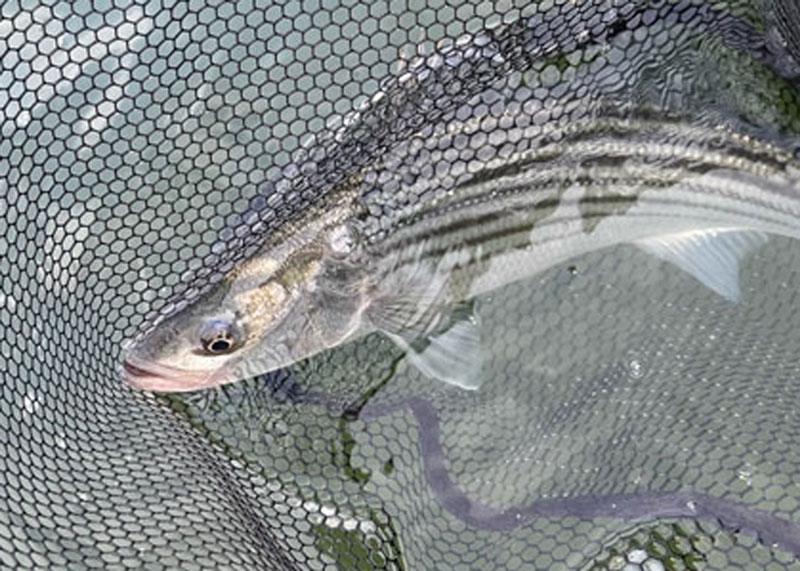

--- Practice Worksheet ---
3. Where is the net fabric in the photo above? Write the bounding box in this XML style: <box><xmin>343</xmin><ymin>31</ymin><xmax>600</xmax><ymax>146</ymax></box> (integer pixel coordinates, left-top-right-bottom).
<box><xmin>2</xmin><ymin>0</ymin><xmax>800</xmax><ymax>570</ymax></box>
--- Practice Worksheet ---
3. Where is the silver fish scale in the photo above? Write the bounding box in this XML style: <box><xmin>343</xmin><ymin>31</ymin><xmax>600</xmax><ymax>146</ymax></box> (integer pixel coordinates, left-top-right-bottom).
<box><xmin>217</xmin><ymin>1</ymin><xmax>722</xmax><ymax>260</ymax></box>
<box><xmin>3</xmin><ymin>1</ymin><xmax>800</xmax><ymax>571</ymax></box>
<box><xmin>357</xmin><ymin>63</ymin><xmax>797</xmax><ymax>255</ymax></box>
<box><xmin>144</xmin><ymin>0</ymin><xmax>664</xmax><ymax>316</ymax></box>
<box><xmin>350</xmin><ymin>8</ymin><xmax>792</xmax><ymax>250</ymax></box>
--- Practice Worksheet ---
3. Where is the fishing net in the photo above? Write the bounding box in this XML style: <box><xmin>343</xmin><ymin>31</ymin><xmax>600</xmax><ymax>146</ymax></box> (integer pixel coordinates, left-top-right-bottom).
<box><xmin>2</xmin><ymin>0</ymin><xmax>800</xmax><ymax>569</ymax></box>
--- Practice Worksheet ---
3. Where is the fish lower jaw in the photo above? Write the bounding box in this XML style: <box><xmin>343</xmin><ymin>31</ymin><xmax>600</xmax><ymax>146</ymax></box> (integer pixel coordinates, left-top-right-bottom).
<box><xmin>121</xmin><ymin>359</ymin><xmax>220</xmax><ymax>392</ymax></box>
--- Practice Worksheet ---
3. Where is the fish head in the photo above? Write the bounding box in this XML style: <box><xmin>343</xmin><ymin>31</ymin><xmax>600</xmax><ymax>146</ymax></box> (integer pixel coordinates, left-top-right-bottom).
<box><xmin>122</xmin><ymin>227</ymin><xmax>365</xmax><ymax>392</ymax></box>
<box><xmin>120</xmin><ymin>276</ymin><xmax>262</xmax><ymax>392</ymax></box>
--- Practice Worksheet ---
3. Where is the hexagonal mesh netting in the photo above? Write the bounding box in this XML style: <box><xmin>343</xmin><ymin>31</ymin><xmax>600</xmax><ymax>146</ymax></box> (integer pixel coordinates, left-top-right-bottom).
<box><xmin>2</xmin><ymin>0</ymin><xmax>800</xmax><ymax>569</ymax></box>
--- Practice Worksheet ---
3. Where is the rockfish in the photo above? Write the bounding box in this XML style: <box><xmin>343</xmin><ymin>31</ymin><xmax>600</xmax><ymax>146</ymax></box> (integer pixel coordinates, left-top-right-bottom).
<box><xmin>121</xmin><ymin>1</ymin><xmax>800</xmax><ymax>391</ymax></box>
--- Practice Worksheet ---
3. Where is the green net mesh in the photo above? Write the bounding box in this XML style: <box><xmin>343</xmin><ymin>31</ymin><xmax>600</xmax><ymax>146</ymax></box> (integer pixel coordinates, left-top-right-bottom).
<box><xmin>2</xmin><ymin>0</ymin><xmax>800</xmax><ymax>569</ymax></box>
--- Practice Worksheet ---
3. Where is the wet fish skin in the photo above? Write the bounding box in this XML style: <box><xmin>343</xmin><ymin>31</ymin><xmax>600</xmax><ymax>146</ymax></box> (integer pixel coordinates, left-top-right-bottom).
<box><xmin>122</xmin><ymin>195</ymin><xmax>366</xmax><ymax>391</ymax></box>
<box><xmin>121</xmin><ymin>2</ymin><xmax>800</xmax><ymax>392</ymax></box>
<box><xmin>121</xmin><ymin>107</ymin><xmax>800</xmax><ymax>393</ymax></box>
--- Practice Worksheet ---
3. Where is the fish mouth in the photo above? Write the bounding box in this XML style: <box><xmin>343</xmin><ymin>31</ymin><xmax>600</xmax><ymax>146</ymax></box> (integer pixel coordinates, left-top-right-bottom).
<box><xmin>121</xmin><ymin>357</ymin><xmax>220</xmax><ymax>392</ymax></box>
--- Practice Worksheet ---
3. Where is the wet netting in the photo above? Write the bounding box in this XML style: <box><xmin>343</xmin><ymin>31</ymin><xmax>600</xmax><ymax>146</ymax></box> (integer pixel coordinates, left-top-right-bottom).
<box><xmin>3</xmin><ymin>0</ymin><xmax>800</xmax><ymax>569</ymax></box>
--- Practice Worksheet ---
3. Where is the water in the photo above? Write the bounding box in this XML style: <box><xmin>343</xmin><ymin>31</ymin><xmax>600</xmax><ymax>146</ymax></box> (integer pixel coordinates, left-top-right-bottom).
<box><xmin>171</xmin><ymin>233</ymin><xmax>800</xmax><ymax>569</ymax></box>
<box><xmin>2</xmin><ymin>0</ymin><xmax>800</xmax><ymax>569</ymax></box>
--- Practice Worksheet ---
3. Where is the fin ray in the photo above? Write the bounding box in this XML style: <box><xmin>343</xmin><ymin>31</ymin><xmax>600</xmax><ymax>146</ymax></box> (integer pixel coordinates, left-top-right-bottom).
<box><xmin>636</xmin><ymin>229</ymin><xmax>768</xmax><ymax>302</ymax></box>
<box><xmin>385</xmin><ymin>302</ymin><xmax>485</xmax><ymax>391</ymax></box>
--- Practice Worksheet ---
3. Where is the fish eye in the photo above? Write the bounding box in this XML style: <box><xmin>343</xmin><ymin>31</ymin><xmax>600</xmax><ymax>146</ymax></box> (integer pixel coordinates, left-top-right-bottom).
<box><xmin>199</xmin><ymin>319</ymin><xmax>239</xmax><ymax>355</ymax></box>
<box><xmin>209</xmin><ymin>338</ymin><xmax>232</xmax><ymax>352</ymax></box>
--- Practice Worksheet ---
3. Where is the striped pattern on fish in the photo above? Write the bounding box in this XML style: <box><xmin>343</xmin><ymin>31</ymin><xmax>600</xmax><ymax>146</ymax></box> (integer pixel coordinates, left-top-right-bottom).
<box><xmin>120</xmin><ymin>1</ymin><xmax>800</xmax><ymax>392</ymax></box>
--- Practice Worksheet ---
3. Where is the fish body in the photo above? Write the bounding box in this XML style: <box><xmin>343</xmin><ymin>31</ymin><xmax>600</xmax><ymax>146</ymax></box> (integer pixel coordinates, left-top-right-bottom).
<box><xmin>122</xmin><ymin>1</ymin><xmax>800</xmax><ymax>392</ymax></box>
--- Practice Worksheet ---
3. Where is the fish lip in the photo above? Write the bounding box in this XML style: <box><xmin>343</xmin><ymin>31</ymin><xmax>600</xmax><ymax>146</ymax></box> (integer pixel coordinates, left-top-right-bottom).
<box><xmin>121</xmin><ymin>356</ymin><xmax>219</xmax><ymax>392</ymax></box>
<box><xmin>121</xmin><ymin>359</ymin><xmax>159</xmax><ymax>379</ymax></box>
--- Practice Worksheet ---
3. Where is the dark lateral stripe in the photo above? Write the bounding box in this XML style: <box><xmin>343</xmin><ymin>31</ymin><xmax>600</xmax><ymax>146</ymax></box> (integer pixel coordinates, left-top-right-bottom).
<box><xmin>436</xmin><ymin>115</ymin><xmax>793</xmax><ymax>191</ymax></box>
<box><xmin>373</xmin><ymin>183</ymin><xmax>655</xmax><ymax>266</ymax></box>
<box><xmin>371</xmin><ymin>174</ymin><xmax>790</xmax><ymax>274</ymax></box>
<box><xmin>378</xmin><ymin>203</ymin><xmax>780</xmax><ymax>279</ymax></box>
<box><xmin>383</xmin><ymin>129</ymin><xmax>791</xmax><ymax>242</ymax></box>
<box><xmin>384</xmin><ymin>158</ymin><xmax>733</xmax><ymax>249</ymax></box>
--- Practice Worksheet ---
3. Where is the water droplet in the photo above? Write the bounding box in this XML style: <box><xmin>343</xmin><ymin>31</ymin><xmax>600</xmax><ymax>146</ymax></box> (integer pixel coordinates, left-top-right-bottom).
<box><xmin>628</xmin><ymin>359</ymin><xmax>645</xmax><ymax>378</ymax></box>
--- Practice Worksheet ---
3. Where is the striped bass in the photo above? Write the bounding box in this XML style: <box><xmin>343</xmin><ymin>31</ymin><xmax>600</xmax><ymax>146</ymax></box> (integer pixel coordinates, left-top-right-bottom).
<box><xmin>121</xmin><ymin>1</ymin><xmax>800</xmax><ymax>392</ymax></box>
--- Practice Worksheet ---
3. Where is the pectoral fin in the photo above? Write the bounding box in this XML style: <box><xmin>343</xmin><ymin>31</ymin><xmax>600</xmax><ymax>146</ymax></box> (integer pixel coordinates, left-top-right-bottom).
<box><xmin>367</xmin><ymin>246</ymin><xmax>485</xmax><ymax>390</ymax></box>
<box><xmin>386</xmin><ymin>310</ymin><xmax>485</xmax><ymax>391</ymax></box>
<box><xmin>636</xmin><ymin>229</ymin><xmax>768</xmax><ymax>302</ymax></box>
<box><xmin>366</xmin><ymin>252</ymin><xmax>448</xmax><ymax>337</ymax></box>
<box><xmin>377</xmin><ymin>299</ymin><xmax>485</xmax><ymax>391</ymax></box>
